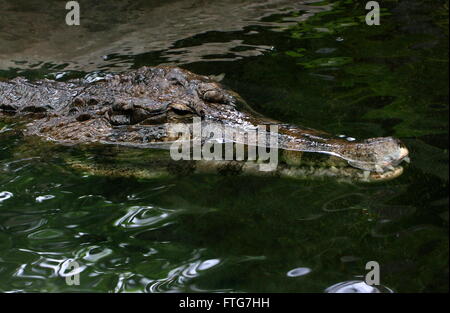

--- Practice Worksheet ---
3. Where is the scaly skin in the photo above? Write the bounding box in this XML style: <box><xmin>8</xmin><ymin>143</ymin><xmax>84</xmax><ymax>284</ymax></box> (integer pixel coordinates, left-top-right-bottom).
<box><xmin>0</xmin><ymin>66</ymin><xmax>409</xmax><ymax>181</ymax></box>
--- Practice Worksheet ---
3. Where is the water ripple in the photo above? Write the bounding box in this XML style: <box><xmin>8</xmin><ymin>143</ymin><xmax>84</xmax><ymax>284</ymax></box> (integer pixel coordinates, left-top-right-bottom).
<box><xmin>35</xmin><ymin>195</ymin><xmax>56</xmax><ymax>203</ymax></box>
<box><xmin>75</xmin><ymin>246</ymin><xmax>113</xmax><ymax>263</ymax></box>
<box><xmin>145</xmin><ymin>255</ymin><xmax>222</xmax><ymax>293</ymax></box>
<box><xmin>0</xmin><ymin>191</ymin><xmax>13</xmax><ymax>203</ymax></box>
<box><xmin>114</xmin><ymin>206</ymin><xmax>177</xmax><ymax>229</ymax></box>
<box><xmin>325</xmin><ymin>280</ymin><xmax>394</xmax><ymax>293</ymax></box>
<box><xmin>287</xmin><ymin>267</ymin><xmax>312</xmax><ymax>277</ymax></box>
<box><xmin>2</xmin><ymin>215</ymin><xmax>47</xmax><ymax>234</ymax></box>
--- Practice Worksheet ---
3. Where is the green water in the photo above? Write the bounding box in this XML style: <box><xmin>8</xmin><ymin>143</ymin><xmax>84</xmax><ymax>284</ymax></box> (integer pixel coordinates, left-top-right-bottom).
<box><xmin>0</xmin><ymin>0</ymin><xmax>448</xmax><ymax>292</ymax></box>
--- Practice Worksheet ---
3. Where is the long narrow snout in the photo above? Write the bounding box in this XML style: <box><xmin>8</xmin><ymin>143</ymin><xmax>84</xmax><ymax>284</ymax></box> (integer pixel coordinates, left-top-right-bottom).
<box><xmin>341</xmin><ymin>137</ymin><xmax>410</xmax><ymax>173</ymax></box>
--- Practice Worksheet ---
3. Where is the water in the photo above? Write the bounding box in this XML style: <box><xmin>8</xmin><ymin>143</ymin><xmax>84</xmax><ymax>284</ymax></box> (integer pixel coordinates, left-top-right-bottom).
<box><xmin>0</xmin><ymin>0</ymin><xmax>448</xmax><ymax>292</ymax></box>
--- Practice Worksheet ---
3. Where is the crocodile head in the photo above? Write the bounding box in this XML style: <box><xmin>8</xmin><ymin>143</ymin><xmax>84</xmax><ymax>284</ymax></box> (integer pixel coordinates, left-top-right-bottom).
<box><xmin>2</xmin><ymin>66</ymin><xmax>410</xmax><ymax>182</ymax></box>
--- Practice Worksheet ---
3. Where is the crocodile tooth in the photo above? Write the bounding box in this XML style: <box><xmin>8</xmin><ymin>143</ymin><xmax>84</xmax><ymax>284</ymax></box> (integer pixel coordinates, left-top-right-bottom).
<box><xmin>363</xmin><ymin>171</ymin><xmax>371</xmax><ymax>180</ymax></box>
<box><xmin>375</xmin><ymin>165</ymin><xmax>383</xmax><ymax>173</ymax></box>
<box><xmin>387</xmin><ymin>165</ymin><xmax>395</xmax><ymax>171</ymax></box>
<box><xmin>403</xmin><ymin>156</ymin><xmax>410</xmax><ymax>163</ymax></box>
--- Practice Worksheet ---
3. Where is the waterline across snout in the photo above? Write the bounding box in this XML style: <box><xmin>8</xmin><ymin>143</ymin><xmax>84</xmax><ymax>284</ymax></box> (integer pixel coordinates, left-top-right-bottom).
<box><xmin>167</xmin><ymin>116</ymin><xmax>410</xmax><ymax>175</ymax></box>
<box><xmin>168</xmin><ymin>117</ymin><xmax>279</xmax><ymax>172</ymax></box>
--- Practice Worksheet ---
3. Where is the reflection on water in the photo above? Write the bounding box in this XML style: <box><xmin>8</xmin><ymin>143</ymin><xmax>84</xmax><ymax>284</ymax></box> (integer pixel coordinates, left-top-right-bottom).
<box><xmin>0</xmin><ymin>0</ymin><xmax>448</xmax><ymax>293</ymax></box>
<box><xmin>287</xmin><ymin>267</ymin><xmax>311</xmax><ymax>277</ymax></box>
<box><xmin>0</xmin><ymin>0</ymin><xmax>332</xmax><ymax>71</ymax></box>
<box><xmin>114</xmin><ymin>206</ymin><xmax>177</xmax><ymax>229</ymax></box>
<box><xmin>0</xmin><ymin>191</ymin><xmax>13</xmax><ymax>202</ymax></box>
<box><xmin>325</xmin><ymin>281</ymin><xmax>394</xmax><ymax>293</ymax></box>
<box><xmin>146</xmin><ymin>253</ymin><xmax>224</xmax><ymax>293</ymax></box>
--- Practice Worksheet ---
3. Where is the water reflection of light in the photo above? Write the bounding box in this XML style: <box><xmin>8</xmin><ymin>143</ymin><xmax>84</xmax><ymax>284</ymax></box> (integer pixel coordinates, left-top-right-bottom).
<box><xmin>114</xmin><ymin>206</ymin><xmax>177</xmax><ymax>229</ymax></box>
<box><xmin>198</xmin><ymin>259</ymin><xmax>220</xmax><ymax>271</ymax></box>
<box><xmin>0</xmin><ymin>191</ymin><xmax>13</xmax><ymax>202</ymax></box>
<box><xmin>287</xmin><ymin>267</ymin><xmax>312</xmax><ymax>277</ymax></box>
<box><xmin>14</xmin><ymin>256</ymin><xmax>86</xmax><ymax>282</ymax></box>
<box><xmin>0</xmin><ymin>0</ymin><xmax>333</xmax><ymax>71</ymax></box>
<box><xmin>35</xmin><ymin>195</ymin><xmax>55</xmax><ymax>203</ymax></box>
<box><xmin>58</xmin><ymin>258</ymin><xmax>87</xmax><ymax>278</ymax></box>
<box><xmin>325</xmin><ymin>280</ymin><xmax>394</xmax><ymax>293</ymax></box>
<box><xmin>145</xmin><ymin>257</ymin><xmax>222</xmax><ymax>293</ymax></box>
<box><xmin>75</xmin><ymin>245</ymin><xmax>113</xmax><ymax>262</ymax></box>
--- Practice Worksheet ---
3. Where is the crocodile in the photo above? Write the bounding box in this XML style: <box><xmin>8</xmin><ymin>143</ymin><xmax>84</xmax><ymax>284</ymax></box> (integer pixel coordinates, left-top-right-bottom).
<box><xmin>0</xmin><ymin>66</ymin><xmax>409</xmax><ymax>182</ymax></box>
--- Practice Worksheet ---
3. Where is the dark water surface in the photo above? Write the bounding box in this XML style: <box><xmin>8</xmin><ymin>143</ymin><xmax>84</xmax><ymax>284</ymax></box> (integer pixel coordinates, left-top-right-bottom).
<box><xmin>0</xmin><ymin>0</ymin><xmax>448</xmax><ymax>292</ymax></box>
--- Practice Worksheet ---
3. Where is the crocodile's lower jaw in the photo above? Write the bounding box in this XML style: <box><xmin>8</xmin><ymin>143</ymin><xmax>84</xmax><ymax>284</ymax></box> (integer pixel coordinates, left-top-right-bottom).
<box><xmin>195</xmin><ymin>161</ymin><xmax>405</xmax><ymax>183</ymax></box>
<box><xmin>66</xmin><ymin>158</ymin><xmax>404</xmax><ymax>183</ymax></box>
<box><xmin>269</xmin><ymin>163</ymin><xmax>404</xmax><ymax>183</ymax></box>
